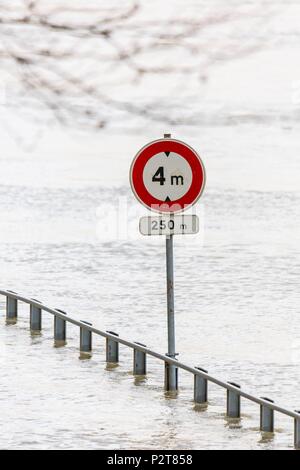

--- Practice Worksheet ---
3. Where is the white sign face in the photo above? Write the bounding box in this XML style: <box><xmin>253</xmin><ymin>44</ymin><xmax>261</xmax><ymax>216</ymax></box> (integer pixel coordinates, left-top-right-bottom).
<box><xmin>139</xmin><ymin>215</ymin><xmax>199</xmax><ymax>236</ymax></box>
<box><xmin>143</xmin><ymin>152</ymin><xmax>193</xmax><ymax>202</ymax></box>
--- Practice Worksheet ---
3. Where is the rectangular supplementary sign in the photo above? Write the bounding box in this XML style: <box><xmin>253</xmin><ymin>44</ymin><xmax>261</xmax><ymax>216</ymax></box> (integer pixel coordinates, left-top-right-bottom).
<box><xmin>139</xmin><ymin>215</ymin><xmax>199</xmax><ymax>236</ymax></box>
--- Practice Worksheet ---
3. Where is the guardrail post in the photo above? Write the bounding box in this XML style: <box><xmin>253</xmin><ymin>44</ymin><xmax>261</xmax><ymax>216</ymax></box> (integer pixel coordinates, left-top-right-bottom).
<box><xmin>106</xmin><ymin>331</ymin><xmax>119</xmax><ymax>363</ymax></box>
<box><xmin>133</xmin><ymin>342</ymin><xmax>147</xmax><ymax>375</ymax></box>
<box><xmin>194</xmin><ymin>367</ymin><xmax>208</xmax><ymax>404</ymax></box>
<box><xmin>54</xmin><ymin>309</ymin><xmax>67</xmax><ymax>342</ymax></box>
<box><xmin>6</xmin><ymin>293</ymin><xmax>18</xmax><ymax>321</ymax></box>
<box><xmin>227</xmin><ymin>382</ymin><xmax>241</xmax><ymax>418</ymax></box>
<box><xmin>164</xmin><ymin>356</ymin><xmax>178</xmax><ymax>392</ymax></box>
<box><xmin>30</xmin><ymin>300</ymin><xmax>42</xmax><ymax>331</ymax></box>
<box><xmin>260</xmin><ymin>397</ymin><xmax>274</xmax><ymax>433</ymax></box>
<box><xmin>294</xmin><ymin>411</ymin><xmax>300</xmax><ymax>450</ymax></box>
<box><xmin>80</xmin><ymin>321</ymin><xmax>92</xmax><ymax>352</ymax></box>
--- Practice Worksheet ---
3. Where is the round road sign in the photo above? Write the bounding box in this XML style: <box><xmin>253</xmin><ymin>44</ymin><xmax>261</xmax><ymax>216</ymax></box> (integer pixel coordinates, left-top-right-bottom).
<box><xmin>130</xmin><ymin>138</ymin><xmax>206</xmax><ymax>213</ymax></box>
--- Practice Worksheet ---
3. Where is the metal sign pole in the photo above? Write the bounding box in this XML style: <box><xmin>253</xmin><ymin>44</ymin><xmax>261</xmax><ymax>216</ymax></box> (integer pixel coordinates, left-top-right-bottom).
<box><xmin>166</xmin><ymin>234</ymin><xmax>175</xmax><ymax>358</ymax></box>
<box><xmin>164</xmin><ymin>133</ymin><xmax>178</xmax><ymax>391</ymax></box>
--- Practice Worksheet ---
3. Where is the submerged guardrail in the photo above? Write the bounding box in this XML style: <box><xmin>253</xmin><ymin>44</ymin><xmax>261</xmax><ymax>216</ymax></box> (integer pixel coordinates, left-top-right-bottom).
<box><xmin>1</xmin><ymin>288</ymin><xmax>299</xmax><ymax>450</ymax></box>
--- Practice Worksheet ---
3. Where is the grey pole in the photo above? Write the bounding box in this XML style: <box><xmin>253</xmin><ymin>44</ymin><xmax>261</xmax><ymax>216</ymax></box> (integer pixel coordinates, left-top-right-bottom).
<box><xmin>227</xmin><ymin>382</ymin><xmax>241</xmax><ymax>418</ymax></box>
<box><xmin>260</xmin><ymin>397</ymin><xmax>275</xmax><ymax>433</ymax></box>
<box><xmin>80</xmin><ymin>321</ymin><xmax>92</xmax><ymax>353</ymax></box>
<box><xmin>133</xmin><ymin>342</ymin><xmax>147</xmax><ymax>375</ymax></box>
<box><xmin>6</xmin><ymin>293</ymin><xmax>18</xmax><ymax>321</ymax></box>
<box><xmin>294</xmin><ymin>411</ymin><xmax>300</xmax><ymax>450</ymax></box>
<box><xmin>30</xmin><ymin>299</ymin><xmax>42</xmax><ymax>331</ymax></box>
<box><xmin>54</xmin><ymin>309</ymin><xmax>67</xmax><ymax>342</ymax></box>
<box><xmin>164</xmin><ymin>360</ymin><xmax>178</xmax><ymax>391</ymax></box>
<box><xmin>164</xmin><ymin>132</ymin><xmax>178</xmax><ymax>392</ymax></box>
<box><xmin>194</xmin><ymin>367</ymin><xmax>208</xmax><ymax>404</ymax></box>
<box><xmin>106</xmin><ymin>331</ymin><xmax>119</xmax><ymax>363</ymax></box>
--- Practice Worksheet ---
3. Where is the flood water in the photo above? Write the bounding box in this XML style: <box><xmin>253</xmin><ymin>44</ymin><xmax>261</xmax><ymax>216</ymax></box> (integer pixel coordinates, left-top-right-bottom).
<box><xmin>0</xmin><ymin>0</ymin><xmax>300</xmax><ymax>450</ymax></box>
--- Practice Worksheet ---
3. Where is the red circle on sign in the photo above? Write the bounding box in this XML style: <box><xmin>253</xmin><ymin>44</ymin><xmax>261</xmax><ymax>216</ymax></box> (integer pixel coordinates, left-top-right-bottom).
<box><xmin>130</xmin><ymin>138</ymin><xmax>206</xmax><ymax>213</ymax></box>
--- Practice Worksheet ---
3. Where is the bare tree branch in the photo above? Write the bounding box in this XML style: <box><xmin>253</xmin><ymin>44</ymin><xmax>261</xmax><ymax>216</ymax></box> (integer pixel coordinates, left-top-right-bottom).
<box><xmin>0</xmin><ymin>0</ymin><xmax>279</xmax><ymax>132</ymax></box>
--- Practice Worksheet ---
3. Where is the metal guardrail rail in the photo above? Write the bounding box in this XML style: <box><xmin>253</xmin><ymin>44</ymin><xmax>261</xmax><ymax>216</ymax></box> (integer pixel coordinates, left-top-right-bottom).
<box><xmin>1</xmin><ymin>288</ymin><xmax>299</xmax><ymax>449</ymax></box>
